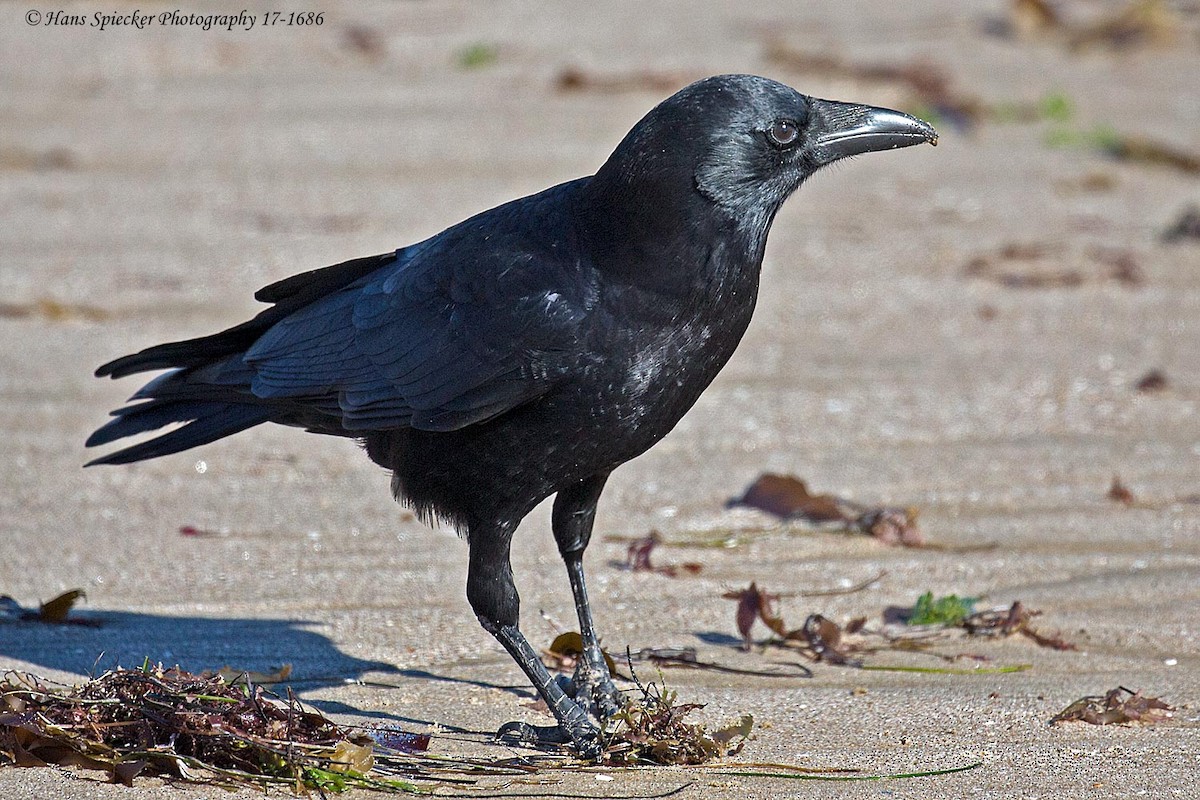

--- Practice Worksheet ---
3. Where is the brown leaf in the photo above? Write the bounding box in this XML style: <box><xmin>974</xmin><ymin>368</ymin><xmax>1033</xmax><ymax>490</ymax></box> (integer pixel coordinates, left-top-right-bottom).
<box><xmin>721</xmin><ymin>582</ymin><xmax>785</xmax><ymax>649</ymax></box>
<box><xmin>555</xmin><ymin>67</ymin><xmax>691</xmax><ymax>94</ymax></box>
<box><xmin>624</xmin><ymin>531</ymin><xmax>703</xmax><ymax>577</ymax></box>
<box><xmin>1107</xmin><ymin>476</ymin><xmax>1136</xmax><ymax>505</ymax></box>
<box><xmin>1134</xmin><ymin>370</ymin><xmax>1168</xmax><ymax>393</ymax></box>
<box><xmin>38</xmin><ymin>589</ymin><xmax>85</xmax><ymax>623</ymax></box>
<box><xmin>1162</xmin><ymin>206</ymin><xmax>1200</xmax><ymax>243</ymax></box>
<box><xmin>730</xmin><ymin>474</ymin><xmax>849</xmax><ymax>522</ymax></box>
<box><xmin>797</xmin><ymin>614</ymin><xmax>861</xmax><ymax>666</ymax></box>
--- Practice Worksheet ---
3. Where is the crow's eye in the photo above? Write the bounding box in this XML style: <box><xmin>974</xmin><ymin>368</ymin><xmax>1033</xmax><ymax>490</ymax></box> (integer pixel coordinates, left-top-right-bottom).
<box><xmin>767</xmin><ymin>119</ymin><xmax>800</xmax><ymax>148</ymax></box>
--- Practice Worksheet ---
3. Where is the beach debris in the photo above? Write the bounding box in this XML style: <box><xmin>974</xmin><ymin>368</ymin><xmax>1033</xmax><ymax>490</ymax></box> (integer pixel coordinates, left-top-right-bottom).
<box><xmin>455</xmin><ymin>42</ymin><xmax>497</xmax><ymax>69</ymax></box>
<box><xmin>722</xmin><ymin>582</ymin><xmax>787</xmax><ymax>651</ymax></box>
<box><xmin>1162</xmin><ymin>206</ymin><xmax>1200</xmax><ymax>243</ymax></box>
<box><xmin>178</xmin><ymin>524</ymin><xmax>221</xmax><ymax>537</ymax></box>
<box><xmin>554</xmin><ymin>66</ymin><xmax>692</xmax><ymax>94</ymax></box>
<box><xmin>1107</xmin><ymin>476</ymin><xmax>1136</xmax><ymax>505</ymax></box>
<box><xmin>631</xmin><ymin>646</ymin><xmax>812</xmax><ymax>678</ymax></box>
<box><xmin>907</xmin><ymin>592</ymin><xmax>978</xmax><ymax>626</ymax></box>
<box><xmin>543</xmin><ymin>631</ymin><xmax>618</xmax><ymax>676</ymax></box>
<box><xmin>963</xmin><ymin>242</ymin><xmax>1144</xmax><ymax>289</ymax></box>
<box><xmin>990</xmin><ymin>0</ymin><xmax>1181</xmax><ymax>51</ymax></box>
<box><xmin>623</xmin><ymin>531</ymin><xmax>703</xmax><ymax>577</ymax></box>
<box><xmin>0</xmin><ymin>298</ymin><xmax>110</xmax><ymax>323</ymax></box>
<box><xmin>342</xmin><ymin>25</ymin><xmax>386</xmax><ymax>60</ymax></box>
<box><xmin>729</xmin><ymin>474</ymin><xmax>922</xmax><ymax>546</ymax></box>
<box><xmin>1051</xmin><ymin>687</ymin><xmax>1174</xmax><ymax>725</ymax></box>
<box><xmin>368</xmin><ymin>728</ymin><xmax>430</xmax><ymax>755</ymax></box>
<box><xmin>204</xmin><ymin>664</ymin><xmax>293</xmax><ymax>686</ymax></box>
<box><xmin>603</xmin><ymin>678</ymin><xmax>752</xmax><ymax>765</ymax></box>
<box><xmin>0</xmin><ymin>666</ymin><xmax>418</xmax><ymax>792</ymax></box>
<box><xmin>1134</xmin><ymin>370</ymin><xmax>1168</xmax><ymax>393</ymax></box>
<box><xmin>0</xmin><ymin>589</ymin><xmax>93</xmax><ymax>626</ymax></box>
<box><xmin>961</xmin><ymin>601</ymin><xmax>1076</xmax><ymax>651</ymax></box>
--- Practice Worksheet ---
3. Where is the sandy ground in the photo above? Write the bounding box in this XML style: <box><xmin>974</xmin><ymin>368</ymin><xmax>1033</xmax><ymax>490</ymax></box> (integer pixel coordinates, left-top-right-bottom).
<box><xmin>2</xmin><ymin>0</ymin><xmax>1199</xmax><ymax>797</ymax></box>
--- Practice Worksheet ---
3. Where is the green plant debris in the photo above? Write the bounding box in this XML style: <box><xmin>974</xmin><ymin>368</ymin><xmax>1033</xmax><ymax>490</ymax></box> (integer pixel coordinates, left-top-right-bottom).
<box><xmin>861</xmin><ymin>663</ymin><xmax>1032</xmax><ymax>675</ymax></box>
<box><xmin>456</xmin><ymin>42</ymin><xmax>497</xmax><ymax>69</ymax></box>
<box><xmin>908</xmin><ymin>592</ymin><xmax>978</xmax><ymax>626</ymax></box>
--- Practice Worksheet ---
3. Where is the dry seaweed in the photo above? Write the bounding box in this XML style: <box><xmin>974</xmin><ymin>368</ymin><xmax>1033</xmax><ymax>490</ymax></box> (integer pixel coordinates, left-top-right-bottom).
<box><xmin>0</xmin><ymin>589</ymin><xmax>95</xmax><ymax>626</ymax></box>
<box><xmin>555</xmin><ymin>67</ymin><xmax>692</xmax><ymax>94</ymax></box>
<box><xmin>0</xmin><ymin>666</ymin><xmax>418</xmax><ymax>792</ymax></box>
<box><xmin>623</xmin><ymin>532</ymin><xmax>703</xmax><ymax>577</ymax></box>
<box><xmin>1134</xmin><ymin>370</ymin><xmax>1168</xmax><ymax>393</ymax></box>
<box><xmin>602</xmin><ymin>675</ymin><xmax>752</xmax><ymax>766</ymax></box>
<box><xmin>1107</xmin><ymin>476</ymin><xmax>1136</xmax><ymax>505</ymax></box>
<box><xmin>961</xmin><ymin>601</ymin><xmax>1076</xmax><ymax>651</ymax></box>
<box><xmin>1051</xmin><ymin>687</ymin><xmax>1174</xmax><ymax>725</ymax></box>
<box><xmin>632</xmin><ymin>647</ymin><xmax>812</xmax><ymax>679</ymax></box>
<box><xmin>963</xmin><ymin>243</ymin><xmax>1144</xmax><ymax>288</ymax></box>
<box><xmin>989</xmin><ymin>0</ymin><xmax>1181</xmax><ymax>51</ymax></box>
<box><xmin>729</xmin><ymin>474</ymin><xmax>922</xmax><ymax>546</ymax></box>
<box><xmin>0</xmin><ymin>298</ymin><xmax>110</xmax><ymax>322</ymax></box>
<box><xmin>1162</xmin><ymin>206</ymin><xmax>1200</xmax><ymax>243</ymax></box>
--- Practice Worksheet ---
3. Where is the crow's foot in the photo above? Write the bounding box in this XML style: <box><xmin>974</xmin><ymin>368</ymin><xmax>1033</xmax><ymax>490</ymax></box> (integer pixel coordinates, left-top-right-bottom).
<box><xmin>567</xmin><ymin>667</ymin><xmax>625</xmax><ymax>721</ymax></box>
<box><xmin>495</xmin><ymin>719</ymin><xmax>602</xmax><ymax>760</ymax></box>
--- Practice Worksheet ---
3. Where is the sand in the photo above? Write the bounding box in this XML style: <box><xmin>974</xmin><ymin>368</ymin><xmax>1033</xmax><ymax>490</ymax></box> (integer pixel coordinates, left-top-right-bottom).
<box><xmin>2</xmin><ymin>1</ymin><xmax>1198</xmax><ymax>797</ymax></box>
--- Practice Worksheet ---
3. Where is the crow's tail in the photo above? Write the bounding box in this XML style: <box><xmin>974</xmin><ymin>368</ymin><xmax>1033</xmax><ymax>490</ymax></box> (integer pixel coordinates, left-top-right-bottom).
<box><xmin>85</xmin><ymin>396</ymin><xmax>273</xmax><ymax>466</ymax></box>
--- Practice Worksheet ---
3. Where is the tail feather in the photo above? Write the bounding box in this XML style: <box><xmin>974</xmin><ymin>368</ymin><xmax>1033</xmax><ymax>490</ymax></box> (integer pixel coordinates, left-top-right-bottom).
<box><xmin>85</xmin><ymin>403</ymin><xmax>273</xmax><ymax>466</ymax></box>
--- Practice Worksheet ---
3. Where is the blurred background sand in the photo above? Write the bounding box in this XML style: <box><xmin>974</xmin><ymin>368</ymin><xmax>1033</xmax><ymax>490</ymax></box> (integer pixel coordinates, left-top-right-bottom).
<box><xmin>2</xmin><ymin>1</ymin><xmax>1198</xmax><ymax>797</ymax></box>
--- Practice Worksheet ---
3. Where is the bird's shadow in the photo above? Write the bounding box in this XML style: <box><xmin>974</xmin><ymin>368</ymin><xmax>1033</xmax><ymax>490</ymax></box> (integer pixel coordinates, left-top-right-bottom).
<box><xmin>0</xmin><ymin>609</ymin><xmax>398</xmax><ymax>693</ymax></box>
<box><xmin>0</xmin><ymin>609</ymin><xmax>543</xmax><ymax>727</ymax></box>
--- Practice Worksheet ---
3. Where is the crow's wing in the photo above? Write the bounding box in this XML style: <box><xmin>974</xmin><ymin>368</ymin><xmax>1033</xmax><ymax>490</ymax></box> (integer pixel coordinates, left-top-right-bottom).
<box><xmin>244</xmin><ymin>209</ymin><xmax>593</xmax><ymax>432</ymax></box>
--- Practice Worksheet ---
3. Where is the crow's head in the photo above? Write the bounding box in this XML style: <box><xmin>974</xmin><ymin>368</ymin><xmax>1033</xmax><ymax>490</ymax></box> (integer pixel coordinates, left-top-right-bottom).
<box><xmin>596</xmin><ymin>74</ymin><xmax>937</xmax><ymax>232</ymax></box>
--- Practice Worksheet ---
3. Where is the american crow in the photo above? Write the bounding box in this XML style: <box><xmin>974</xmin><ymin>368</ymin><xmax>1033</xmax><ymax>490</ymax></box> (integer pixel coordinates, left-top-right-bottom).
<box><xmin>88</xmin><ymin>74</ymin><xmax>936</xmax><ymax>757</ymax></box>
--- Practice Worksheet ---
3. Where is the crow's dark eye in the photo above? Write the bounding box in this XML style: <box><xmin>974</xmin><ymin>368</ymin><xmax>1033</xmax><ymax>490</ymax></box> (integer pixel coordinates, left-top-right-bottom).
<box><xmin>767</xmin><ymin>119</ymin><xmax>800</xmax><ymax>147</ymax></box>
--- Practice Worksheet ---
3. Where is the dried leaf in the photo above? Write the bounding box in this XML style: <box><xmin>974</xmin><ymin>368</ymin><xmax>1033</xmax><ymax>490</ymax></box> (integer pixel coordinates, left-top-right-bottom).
<box><xmin>1134</xmin><ymin>370</ymin><xmax>1168</xmax><ymax>393</ymax></box>
<box><xmin>1162</xmin><ymin>206</ymin><xmax>1200</xmax><ymax>243</ymax></box>
<box><xmin>721</xmin><ymin>583</ymin><xmax>789</xmax><ymax>649</ymax></box>
<box><xmin>1069</xmin><ymin>0</ymin><xmax>1180</xmax><ymax>51</ymax></box>
<box><xmin>1051</xmin><ymin>687</ymin><xmax>1174</xmax><ymax>725</ymax></box>
<box><xmin>37</xmin><ymin>589</ymin><xmax>85</xmax><ymax>623</ymax></box>
<box><xmin>798</xmin><ymin>614</ymin><xmax>860</xmax><ymax>666</ymax></box>
<box><xmin>369</xmin><ymin>728</ymin><xmax>430</xmax><ymax>754</ymax></box>
<box><xmin>555</xmin><ymin>66</ymin><xmax>691</xmax><ymax>94</ymax></box>
<box><xmin>545</xmin><ymin>631</ymin><xmax>617</xmax><ymax>675</ymax></box>
<box><xmin>731</xmin><ymin>474</ymin><xmax>846</xmax><ymax>522</ymax></box>
<box><xmin>962</xmin><ymin>601</ymin><xmax>1076</xmax><ymax>650</ymax></box>
<box><xmin>964</xmin><ymin>242</ymin><xmax>1145</xmax><ymax>289</ymax></box>
<box><xmin>622</xmin><ymin>531</ymin><xmax>703</xmax><ymax>577</ymax></box>
<box><xmin>0</xmin><ymin>298</ymin><xmax>109</xmax><ymax>322</ymax></box>
<box><xmin>1107</xmin><ymin>476</ymin><xmax>1136</xmax><ymax>505</ymax></box>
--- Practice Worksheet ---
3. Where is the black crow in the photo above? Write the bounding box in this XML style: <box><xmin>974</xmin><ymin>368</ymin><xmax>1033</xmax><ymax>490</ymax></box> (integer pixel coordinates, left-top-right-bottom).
<box><xmin>88</xmin><ymin>74</ymin><xmax>936</xmax><ymax>757</ymax></box>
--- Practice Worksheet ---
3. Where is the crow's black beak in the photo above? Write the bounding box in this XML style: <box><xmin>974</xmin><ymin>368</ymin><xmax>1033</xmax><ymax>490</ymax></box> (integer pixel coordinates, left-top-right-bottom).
<box><xmin>811</xmin><ymin>98</ymin><xmax>938</xmax><ymax>164</ymax></box>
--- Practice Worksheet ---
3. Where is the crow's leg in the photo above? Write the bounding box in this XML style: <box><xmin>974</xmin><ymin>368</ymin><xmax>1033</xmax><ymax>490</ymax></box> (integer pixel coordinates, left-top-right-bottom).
<box><xmin>466</xmin><ymin>523</ymin><xmax>600</xmax><ymax>758</ymax></box>
<box><xmin>552</xmin><ymin>473</ymin><xmax>623</xmax><ymax>719</ymax></box>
